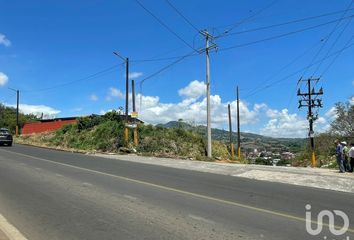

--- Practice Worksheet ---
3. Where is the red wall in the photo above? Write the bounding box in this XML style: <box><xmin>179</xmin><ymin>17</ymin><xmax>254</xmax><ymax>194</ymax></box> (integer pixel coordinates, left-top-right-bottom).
<box><xmin>22</xmin><ymin>119</ymin><xmax>78</xmax><ymax>135</ymax></box>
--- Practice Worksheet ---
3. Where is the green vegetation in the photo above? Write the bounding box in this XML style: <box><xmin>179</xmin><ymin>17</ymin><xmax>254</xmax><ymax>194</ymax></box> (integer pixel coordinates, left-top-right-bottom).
<box><xmin>294</xmin><ymin>98</ymin><xmax>354</xmax><ymax>167</ymax></box>
<box><xmin>157</xmin><ymin>120</ymin><xmax>306</xmax><ymax>154</ymax></box>
<box><xmin>18</xmin><ymin>111</ymin><xmax>230</xmax><ymax>160</ymax></box>
<box><xmin>0</xmin><ymin>104</ymin><xmax>38</xmax><ymax>133</ymax></box>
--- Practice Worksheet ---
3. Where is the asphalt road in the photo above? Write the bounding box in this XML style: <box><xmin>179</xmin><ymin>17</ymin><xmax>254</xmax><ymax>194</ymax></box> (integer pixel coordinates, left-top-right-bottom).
<box><xmin>0</xmin><ymin>144</ymin><xmax>353</xmax><ymax>240</ymax></box>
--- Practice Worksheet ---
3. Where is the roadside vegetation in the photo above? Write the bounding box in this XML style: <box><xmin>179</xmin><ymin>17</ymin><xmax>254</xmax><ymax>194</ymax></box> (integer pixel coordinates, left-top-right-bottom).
<box><xmin>293</xmin><ymin>98</ymin><xmax>353</xmax><ymax>167</ymax></box>
<box><xmin>17</xmin><ymin>111</ymin><xmax>231</xmax><ymax>160</ymax></box>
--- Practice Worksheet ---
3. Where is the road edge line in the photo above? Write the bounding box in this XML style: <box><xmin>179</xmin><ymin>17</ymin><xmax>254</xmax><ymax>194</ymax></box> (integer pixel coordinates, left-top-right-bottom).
<box><xmin>0</xmin><ymin>213</ymin><xmax>28</xmax><ymax>240</ymax></box>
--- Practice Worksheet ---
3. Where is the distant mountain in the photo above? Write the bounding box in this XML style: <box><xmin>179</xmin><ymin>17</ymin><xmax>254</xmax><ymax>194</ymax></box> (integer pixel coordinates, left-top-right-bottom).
<box><xmin>156</xmin><ymin>121</ymin><xmax>306</xmax><ymax>153</ymax></box>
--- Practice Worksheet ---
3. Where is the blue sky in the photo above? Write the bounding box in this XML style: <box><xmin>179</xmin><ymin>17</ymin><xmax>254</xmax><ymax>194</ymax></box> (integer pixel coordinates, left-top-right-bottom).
<box><xmin>0</xmin><ymin>0</ymin><xmax>353</xmax><ymax>137</ymax></box>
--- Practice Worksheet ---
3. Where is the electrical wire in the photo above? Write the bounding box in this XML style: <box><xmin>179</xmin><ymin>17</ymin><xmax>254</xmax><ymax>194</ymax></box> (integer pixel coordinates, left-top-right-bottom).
<box><xmin>135</xmin><ymin>0</ymin><xmax>197</xmax><ymax>52</ymax></box>
<box><xmin>320</xmin><ymin>34</ymin><xmax>354</xmax><ymax>77</ymax></box>
<box><xmin>218</xmin><ymin>14</ymin><xmax>354</xmax><ymax>52</ymax></box>
<box><xmin>242</xmin><ymin>40</ymin><xmax>354</xmax><ymax>99</ymax></box>
<box><xmin>243</xmin><ymin>39</ymin><xmax>323</xmax><ymax>98</ymax></box>
<box><xmin>218</xmin><ymin>7</ymin><xmax>354</xmax><ymax>38</ymax></box>
<box><xmin>312</xmin><ymin>4</ymin><xmax>354</xmax><ymax>76</ymax></box>
<box><xmin>216</xmin><ymin>0</ymin><xmax>278</xmax><ymax>39</ymax></box>
<box><xmin>164</xmin><ymin>0</ymin><xmax>200</xmax><ymax>33</ymax></box>
<box><xmin>139</xmin><ymin>51</ymin><xmax>196</xmax><ymax>85</ymax></box>
<box><xmin>302</xmin><ymin>0</ymin><xmax>353</xmax><ymax>77</ymax></box>
<box><xmin>23</xmin><ymin>63</ymin><xmax>123</xmax><ymax>93</ymax></box>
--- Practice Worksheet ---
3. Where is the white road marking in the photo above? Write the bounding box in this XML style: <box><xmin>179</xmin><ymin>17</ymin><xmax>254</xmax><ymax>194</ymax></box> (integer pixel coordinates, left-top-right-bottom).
<box><xmin>0</xmin><ymin>213</ymin><xmax>28</xmax><ymax>240</ymax></box>
<box><xmin>188</xmin><ymin>214</ymin><xmax>215</xmax><ymax>225</ymax></box>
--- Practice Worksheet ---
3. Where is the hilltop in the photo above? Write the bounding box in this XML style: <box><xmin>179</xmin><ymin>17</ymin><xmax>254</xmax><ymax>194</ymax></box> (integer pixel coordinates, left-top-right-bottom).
<box><xmin>157</xmin><ymin>121</ymin><xmax>306</xmax><ymax>154</ymax></box>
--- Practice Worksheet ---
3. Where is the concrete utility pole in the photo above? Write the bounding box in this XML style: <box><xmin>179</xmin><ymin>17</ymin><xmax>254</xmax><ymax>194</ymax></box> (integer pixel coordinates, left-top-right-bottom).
<box><xmin>236</xmin><ymin>86</ymin><xmax>241</xmax><ymax>160</ymax></box>
<box><xmin>9</xmin><ymin>88</ymin><xmax>19</xmax><ymax>136</ymax></box>
<box><xmin>113</xmin><ymin>52</ymin><xmax>129</xmax><ymax>145</ymax></box>
<box><xmin>200</xmin><ymin>30</ymin><xmax>217</xmax><ymax>158</ymax></box>
<box><xmin>228</xmin><ymin>104</ymin><xmax>234</xmax><ymax>159</ymax></box>
<box><xmin>297</xmin><ymin>78</ymin><xmax>323</xmax><ymax>167</ymax></box>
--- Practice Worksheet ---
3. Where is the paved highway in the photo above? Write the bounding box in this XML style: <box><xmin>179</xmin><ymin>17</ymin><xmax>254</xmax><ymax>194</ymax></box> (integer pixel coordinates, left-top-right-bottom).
<box><xmin>0</xmin><ymin>144</ymin><xmax>353</xmax><ymax>240</ymax></box>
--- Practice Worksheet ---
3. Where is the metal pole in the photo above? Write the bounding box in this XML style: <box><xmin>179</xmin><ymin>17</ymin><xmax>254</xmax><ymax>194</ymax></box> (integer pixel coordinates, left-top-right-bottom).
<box><xmin>124</xmin><ymin>58</ymin><xmax>129</xmax><ymax>145</ymax></box>
<box><xmin>132</xmin><ymin>80</ymin><xmax>138</xmax><ymax>146</ymax></box>
<box><xmin>236</xmin><ymin>86</ymin><xmax>241</xmax><ymax>160</ymax></box>
<box><xmin>228</xmin><ymin>104</ymin><xmax>234</xmax><ymax>159</ymax></box>
<box><xmin>132</xmin><ymin>80</ymin><xmax>136</xmax><ymax>112</ymax></box>
<box><xmin>16</xmin><ymin>90</ymin><xmax>19</xmax><ymax>136</ymax></box>
<box><xmin>206</xmin><ymin>32</ymin><xmax>212</xmax><ymax>158</ymax></box>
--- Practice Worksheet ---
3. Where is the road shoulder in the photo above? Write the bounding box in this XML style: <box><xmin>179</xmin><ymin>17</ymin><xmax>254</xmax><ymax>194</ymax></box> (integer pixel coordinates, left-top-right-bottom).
<box><xmin>0</xmin><ymin>213</ymin><xmax>27</xmax><ymax>240</ymax></box>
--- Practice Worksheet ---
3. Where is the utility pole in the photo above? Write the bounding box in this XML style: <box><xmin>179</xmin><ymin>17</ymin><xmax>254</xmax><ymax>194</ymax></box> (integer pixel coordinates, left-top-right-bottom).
<box><xmin>132</xmin><ymin>79</ymin><xmax>138</xmax><ymax>146</ymax></box>
<box><xmin>200</xmin><ymin>30</ymin><xmax>217</xmax><ymax>158</ymax></box>
<box><xmin>297</xmin><ymin>78</ymin><xmax>323</xmax><ymax>167</ymax></box>
<box><xmin>9</xmin><ymin>88</ymin><xmax>20</xmax><ymax>136</ymax></box>
<box><xmin>113</xmin><ymin>52</ymin><xmax>129</xmax><ymax>146</ymax></box>
<box><xmin>236</xmin><ymin>86</ymin><xmax>241</xmax><ymax>160</ymax></box>
<box><xmin>16</xmin><ymin>90</ymin><xmax>19</xmax><ymax>136</ymax></box>
<box><xmin>228</xmin><ymin>104</ymin><xmax>234</xmax><ymax>159</ymax></box>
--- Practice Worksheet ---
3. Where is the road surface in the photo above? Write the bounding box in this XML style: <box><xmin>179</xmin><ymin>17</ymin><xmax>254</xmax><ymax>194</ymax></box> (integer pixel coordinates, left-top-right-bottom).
<box><xmin>0</xmin><ymin>144</ymin><xmax>353</xmax><ymax>240</ymax></box>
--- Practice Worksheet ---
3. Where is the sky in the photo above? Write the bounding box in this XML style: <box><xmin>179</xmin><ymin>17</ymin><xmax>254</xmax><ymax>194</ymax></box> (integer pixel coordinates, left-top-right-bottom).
<box><xmin>0</xmin><ymin>0</ymin><xmax>353</xmax><ymax>138</ymax></box>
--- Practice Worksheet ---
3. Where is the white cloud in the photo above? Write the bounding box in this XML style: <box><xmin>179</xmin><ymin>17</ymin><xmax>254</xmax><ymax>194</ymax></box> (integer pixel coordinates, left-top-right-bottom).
<box><xmin>260</xmin><ymin>107</ymin><xmax>329</xmax><ymax>138</ymax></box>
<box><xmin>0</xmin><ymin>72</ymin><xmax>9</xmax><ymax>86</ymax></box>
<box><xmin>90</xmin><ymin>94</ymin><xmax>98</xmax><ymax>101</ymax></box>
<box><xmin>0</xmin><ymin>34</ymin><xmax>11</xmax><ymax>47</ymax></box>
<box><xmin>106</xmin><ymin>87</ymin><xmax>124</xmax><ymax>101</ymax></box>
<box><xmin>136</xmin><ymin>81</ymin><xmax>264</xmax><ymax>128</ymax></box>
<box><xmin>7</xmin><ymin>103</ymin><xmax>60</xmax><ymax>119</ymax></box>
<box><xmin>128</xmin><ymin>72</ymin><xmax>143</xmax><ymax>79</ymax></box>
<box><xmin>178</xmin><ymin>80</ymin><xmax>206</xmax><ymax>99</ymax></box>
<box><xmin>260</xmin><ymin>109</ymin><xmax>309</xmax><ymax>138</ymax></box>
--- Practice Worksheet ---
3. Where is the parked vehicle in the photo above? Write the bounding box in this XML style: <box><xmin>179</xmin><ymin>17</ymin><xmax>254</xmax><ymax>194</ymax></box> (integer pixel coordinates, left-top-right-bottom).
<box><xmin>0</xmin><ymin>128</ymin><xmax>13</xmax><ymax>146</ymax></box>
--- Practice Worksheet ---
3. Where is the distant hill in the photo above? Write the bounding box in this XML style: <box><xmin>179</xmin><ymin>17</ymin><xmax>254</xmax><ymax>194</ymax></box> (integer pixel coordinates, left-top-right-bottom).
<box><xmin>156</xmin><ymin>121</ymin><xmax>306</xmax><ymax>153</ymax></box>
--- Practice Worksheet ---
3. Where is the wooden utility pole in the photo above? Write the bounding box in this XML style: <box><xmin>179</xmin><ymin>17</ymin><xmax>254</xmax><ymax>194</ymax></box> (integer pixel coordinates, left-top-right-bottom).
<box><xmin>228</xmin><ymin>104</ymin><xmax>234</xmax><ymax>159</ymax></box>
<box><xmin>297</xmin><ymin>78</ymin><xmax>323</xmax><ymax>167</ymax></box>
<box><xmin>236</xmin><ymin>86</ymin><xmax>241</xmax><ymax>160</ymax></box>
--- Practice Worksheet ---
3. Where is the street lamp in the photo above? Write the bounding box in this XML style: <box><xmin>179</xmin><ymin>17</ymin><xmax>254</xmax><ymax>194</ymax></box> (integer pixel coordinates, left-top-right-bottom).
<box><xmin>8</xmin><ymin>87</ymin><xmax>20</xmax><ymax>136</ymax></box>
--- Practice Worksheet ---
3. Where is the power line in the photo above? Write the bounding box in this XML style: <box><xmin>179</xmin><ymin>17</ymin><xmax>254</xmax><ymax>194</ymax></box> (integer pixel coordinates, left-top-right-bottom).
<box><xmin>139</xmin><ymin>51</ymin><xmax>195</xmax><ymax>85</ymax></box>
<box><xmin>302</xmin><ymin>0</ymin><xmax>354</xmax><ymax>77</ymax></box>
<box><xmin>218</xmin><ymin>14</ymin><xmax>354</xmax><ymax>52</ymax></box>
<box><xmin>216</xmin><ymin>0</ymin><xmax>278</xmax><ymax>39</ymax></box>
<box><xmin>133</xmin><ymin>14</ymin><xmax>354</xmax><ymax>64</ymax></box>
<box><xmin>244</xmin><ymin>39</ymin><xmax>323</xmax><ymax>98</ymax></box>
<box><xmin>24</xmin><ymin>63</ymin><xmax>123</xmax><ymax>93</ymax></box>
<box><xmin>312</xmin><ymin>2</ymin><xmax>354</xmax><ymax>76</ymax></box>
<box><xmin>218</xmin><ymin>7</ymin><xmax>354</xmax><ymax>38</ymax></box>
<box><xmin>135</xmin><ymin>0</ymin><xmax>197</xmax><ymax>52</ymax></box>
<box><xmin>320</xmin><ymin>34</ymin><xmax>354</xmax><ymax>77</ymax></box>
<box><xmin>242</xmin><ymin>39</ymin><xmax>354</xmax><ymax>99</ymax></box>
<box><xmin>164</xmin><ymin>0</ymin><xmax>200</xmax><ymax>33</ymax></box>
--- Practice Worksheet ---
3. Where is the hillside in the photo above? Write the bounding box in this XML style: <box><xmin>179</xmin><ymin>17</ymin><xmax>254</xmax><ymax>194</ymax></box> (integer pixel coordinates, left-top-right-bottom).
<box><xmin>157</xmin><ymin>121</ymin><xmax>306</xmax><ymax>153</ymax></box>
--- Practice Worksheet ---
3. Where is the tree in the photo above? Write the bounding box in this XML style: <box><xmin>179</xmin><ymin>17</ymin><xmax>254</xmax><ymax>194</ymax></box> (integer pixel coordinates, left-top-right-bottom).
<box><xmin>330</xmin><ymin>99</ymin><xmax>354</xmax><ymax>137</ymax></box>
